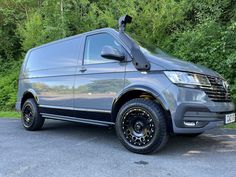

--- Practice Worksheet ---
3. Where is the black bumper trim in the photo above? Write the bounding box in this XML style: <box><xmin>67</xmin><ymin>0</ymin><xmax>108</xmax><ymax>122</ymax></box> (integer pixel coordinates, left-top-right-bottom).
<box><xmin>174</xmin><ymin>103</ymin><xmax>234</xmax><ymax>128</ymax></box>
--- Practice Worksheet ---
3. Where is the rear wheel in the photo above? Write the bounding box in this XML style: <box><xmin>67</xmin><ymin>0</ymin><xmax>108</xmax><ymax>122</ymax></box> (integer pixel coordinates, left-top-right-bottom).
<box><xmin>116</xmin><ymin>98</ymin><xmax>169</xmax><ymax>154</ymax></box>
<box><xmin>21</xmin><ymin>98</ymin><xmax>45</xmax><ymax>131</ymax></box>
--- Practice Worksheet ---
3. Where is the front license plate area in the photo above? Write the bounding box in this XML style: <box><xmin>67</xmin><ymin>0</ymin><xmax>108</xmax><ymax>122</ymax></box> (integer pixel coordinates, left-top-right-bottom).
<box><xmin>225</xmin><ymin>113</ymin><xmax>235</xmax><ymax>124</ymax></box>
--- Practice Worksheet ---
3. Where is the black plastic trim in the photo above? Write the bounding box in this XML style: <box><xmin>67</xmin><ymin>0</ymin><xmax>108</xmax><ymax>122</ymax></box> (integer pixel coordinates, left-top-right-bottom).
<box><xmin>174</xmin><ymin>103</ymin><xmax>234</xmax><ymax>128</ymax></box>
<box><xmin>39</xmin><ymin>106</ymin><xmax>112</xmax><ymax>122</ymax></box>
<box><xmin>41</xmin><ymin>113</ymin><xmax>114</xmax><ymax>126</ymax></box>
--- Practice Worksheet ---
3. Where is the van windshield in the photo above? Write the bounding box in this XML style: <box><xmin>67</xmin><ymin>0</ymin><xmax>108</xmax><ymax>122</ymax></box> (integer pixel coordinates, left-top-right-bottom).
<box><xmin>139</xmin><ymin>46</ymin><xmax>170</xmax><ymax>57</ymax></box>
<box><xmin>128</xmin><ymin>34</ymin><xmax>171</xmax><ymax>57</ymax></box>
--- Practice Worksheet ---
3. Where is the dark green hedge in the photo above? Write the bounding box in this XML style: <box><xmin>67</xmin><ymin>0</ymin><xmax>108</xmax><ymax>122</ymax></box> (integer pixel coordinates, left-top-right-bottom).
<box><xmin>0</xmin><ymin>0</ymin><xmax>235</xmax><ymax>110</ymax></box>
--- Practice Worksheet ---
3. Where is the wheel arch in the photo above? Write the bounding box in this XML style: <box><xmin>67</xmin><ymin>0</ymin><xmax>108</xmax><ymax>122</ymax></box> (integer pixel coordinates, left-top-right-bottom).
<box><xmin>111</xmin><ymin>85</ymin><xmax>173</xmax><ymax>133</ymax></box>
<box><xmin>112</xmin><ymin>85</ymin><xmax>169</xmax><ymax>116</ymax></box>
<box><xmin>21</xmin><ymin>89</ymin><xmax>39</xmax><ymax>109</ymax></box>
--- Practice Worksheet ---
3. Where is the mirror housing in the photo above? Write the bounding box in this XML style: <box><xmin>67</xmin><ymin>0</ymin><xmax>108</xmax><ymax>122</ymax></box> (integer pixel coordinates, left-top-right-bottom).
<box><xmin>101</xmin><ymin>46</ymin><xmax>125</xmax><ymax>61</ymax></box>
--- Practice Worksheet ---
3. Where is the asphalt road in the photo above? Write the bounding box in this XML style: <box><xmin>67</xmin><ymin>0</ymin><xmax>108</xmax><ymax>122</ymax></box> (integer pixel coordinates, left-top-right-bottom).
<box><xmin>0</xmin><ymin>118</ymin><xmax>236</xmax><ymax>177</ymax></box>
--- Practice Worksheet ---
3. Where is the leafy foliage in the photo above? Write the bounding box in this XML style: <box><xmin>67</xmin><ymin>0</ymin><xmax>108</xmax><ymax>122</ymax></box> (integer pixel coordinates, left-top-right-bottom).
<box><xmin>0</xmin><ymin>0</ymin><xmax>236</xmax><ymax>110</ymax></box>
<box><xmin>0</xmin><ymin>61</ymin><xmax>21</xmax><ymax>110</ymax></box>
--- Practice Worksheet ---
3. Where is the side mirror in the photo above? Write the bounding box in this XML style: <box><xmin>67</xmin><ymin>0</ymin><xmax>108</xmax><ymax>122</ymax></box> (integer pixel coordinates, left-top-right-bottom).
<box><xmin>101</xmin><ymin>46</ymin><xmax>125</xmax><ymax>61</ymax></box>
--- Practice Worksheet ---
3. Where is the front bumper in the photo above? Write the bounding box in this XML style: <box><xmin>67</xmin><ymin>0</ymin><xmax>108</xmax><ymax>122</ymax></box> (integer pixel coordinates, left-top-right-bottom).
<box><xmin>174</xmin><ymin>103</ymin><xmax>235</xmax><ymax>128</ymax></box>
<box><xmin>162</xmin><ymin>83</ymin><xmax>235</xmax><ymax>134</ymax></box>
<box><xmin>172</xmin><ymin>102</ymin><xmax>235</xmax><ymax>133</ymax></box>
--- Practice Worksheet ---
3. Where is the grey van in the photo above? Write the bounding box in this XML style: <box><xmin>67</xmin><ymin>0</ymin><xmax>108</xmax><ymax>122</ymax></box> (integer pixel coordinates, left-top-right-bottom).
<box><xmin>16</xmin><ymin>15</ymin><xmax>235</xmax><ymax>154</ymax></box>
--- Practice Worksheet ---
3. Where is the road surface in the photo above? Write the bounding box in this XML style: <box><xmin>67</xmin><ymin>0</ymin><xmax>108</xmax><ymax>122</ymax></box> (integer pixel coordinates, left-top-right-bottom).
<box><xmin>0</xmin><ymin>118</ymin><xmax>235</xmax><ymax>177</ymax></box>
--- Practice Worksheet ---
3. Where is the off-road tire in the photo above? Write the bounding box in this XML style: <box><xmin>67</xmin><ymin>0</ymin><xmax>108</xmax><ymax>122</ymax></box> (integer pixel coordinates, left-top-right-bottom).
<box><xmin>21</xmin><ymin>98</ymin><xmax>45</xmax><ymax>131</ymax></box>
<box><xmin>116</xmin><ymin>98</ymin><xmax>169</xmax><ymax>154</ymax></box>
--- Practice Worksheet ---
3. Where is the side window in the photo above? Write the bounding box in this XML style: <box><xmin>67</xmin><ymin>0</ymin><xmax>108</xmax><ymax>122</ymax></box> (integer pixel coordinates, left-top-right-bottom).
<box><xmin>84</xmin><ymin>33</ymin><xmax>124</xmax><ymax>65</ymax></box>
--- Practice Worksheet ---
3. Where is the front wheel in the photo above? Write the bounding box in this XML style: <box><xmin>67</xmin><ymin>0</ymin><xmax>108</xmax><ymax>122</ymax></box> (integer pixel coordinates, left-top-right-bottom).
<box><xmin>116</xmin><ymin>98</ymin><xmax>169</xmax><ymax>154</ymax></box>
<box><xmin>21</xmin><ymin>98</ymin><xmax>45</xmax><ymax>131</ymax></box>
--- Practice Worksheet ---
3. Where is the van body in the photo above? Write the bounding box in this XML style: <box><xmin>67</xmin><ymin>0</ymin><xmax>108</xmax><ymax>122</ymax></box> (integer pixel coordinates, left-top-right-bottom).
<box><xmin>16</xmin><ymin>16</ymin><xmax>235</xmax><ymax>154</ymax></box>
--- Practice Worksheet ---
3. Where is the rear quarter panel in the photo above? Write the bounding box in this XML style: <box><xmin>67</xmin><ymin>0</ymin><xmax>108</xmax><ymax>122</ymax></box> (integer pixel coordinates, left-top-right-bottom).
<box><xmin>17</xmin><ymin>35</ymin><xmax>83</xmax><ymax>110</ymax></box>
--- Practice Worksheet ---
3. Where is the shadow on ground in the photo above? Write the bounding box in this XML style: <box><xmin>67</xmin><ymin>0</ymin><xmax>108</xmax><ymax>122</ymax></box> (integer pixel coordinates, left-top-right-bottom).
<box><xmin>40</xmin><ymin>119</ymin><xmax>236</xmax><ymax>156</ymax></box>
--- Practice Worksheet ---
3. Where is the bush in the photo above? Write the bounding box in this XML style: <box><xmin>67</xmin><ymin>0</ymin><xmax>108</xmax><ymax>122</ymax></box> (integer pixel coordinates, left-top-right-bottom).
<box><xmin>0</xmin><ymin>0</ymin><xmax>235</xmax><ymax>111</ymax></box>
<box><xmin>0</xmin><ymin>61</ymin><xmax>21</xmax><ymax>111</ymax></box>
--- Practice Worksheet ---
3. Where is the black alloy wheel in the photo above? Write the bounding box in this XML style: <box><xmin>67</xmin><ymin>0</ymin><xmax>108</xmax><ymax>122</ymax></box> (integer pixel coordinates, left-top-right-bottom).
<box><xmin>22</xmin><ymin>103</ymin><xmax>34</xmax><ymax>128</ymax></box>
<box><xmin>116</xmin><ymin>98</ymin><xmax>169</xmax><ymax>154</ymax></box>
<box><xmin>121</xmin><ymin>107</ymin><xmax>155</xmax><ymax>147</ymax></box>
<box><xmin>21</xmin><ymin>98</ymin><xmax>45</xmax><ymax>131</ymax></box>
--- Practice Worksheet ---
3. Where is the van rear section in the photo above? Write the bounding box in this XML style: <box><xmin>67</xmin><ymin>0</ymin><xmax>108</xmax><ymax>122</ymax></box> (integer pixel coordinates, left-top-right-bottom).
<box><xmin>15</xmin><ymin>35</ymin><xmax>83</xmax><ymax>113</ymax></box>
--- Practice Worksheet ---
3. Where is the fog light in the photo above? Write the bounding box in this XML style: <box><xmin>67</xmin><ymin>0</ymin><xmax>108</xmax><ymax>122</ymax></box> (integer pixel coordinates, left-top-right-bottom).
<box><xmin>184</xmin><ymin>121</ymin><xmax>199</xmax><ymax>127</ymax></box>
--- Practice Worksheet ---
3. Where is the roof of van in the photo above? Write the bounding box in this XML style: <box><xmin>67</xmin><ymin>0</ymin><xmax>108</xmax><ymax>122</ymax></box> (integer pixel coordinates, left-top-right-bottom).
<box><xmin>28</xmin><ymin>27</ymin><xmax>118</xmax><ymax>52</ymax></box>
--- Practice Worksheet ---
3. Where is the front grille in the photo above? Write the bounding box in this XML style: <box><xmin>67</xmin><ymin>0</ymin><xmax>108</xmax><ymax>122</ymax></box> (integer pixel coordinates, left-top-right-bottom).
<box><xmin>201</xmin><ymin>76</ymin><xmax>231</xmax><ymax>102</ymax></box>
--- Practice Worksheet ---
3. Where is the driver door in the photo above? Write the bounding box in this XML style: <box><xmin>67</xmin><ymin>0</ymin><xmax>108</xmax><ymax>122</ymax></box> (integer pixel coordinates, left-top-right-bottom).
<box><xmin>74</xmin><ymin>32</ymin><xmax>127</xmax><ymax>121</ymax></box>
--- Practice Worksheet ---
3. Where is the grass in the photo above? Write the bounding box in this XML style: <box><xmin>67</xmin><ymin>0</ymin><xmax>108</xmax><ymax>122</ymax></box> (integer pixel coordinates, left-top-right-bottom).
<box><xmin>224</xmin><ymin>122</ymin><xmax>236</xmax><ymax>129</ymax></box>
<box><xmin>0</xmin><ymin>111</ymin><xmax>235</xmax><ymax>128</ymax></box>
<box><xmin>0</xmin><ymin>111</ymin><xmax>21</xmax><ymax>118</ymax></box>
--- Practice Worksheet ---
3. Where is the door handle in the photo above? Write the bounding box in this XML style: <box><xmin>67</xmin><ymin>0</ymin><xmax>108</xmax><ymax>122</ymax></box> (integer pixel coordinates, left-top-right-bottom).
<box><xmin>80</xmin><ymin>67</ymin><xmax>87</xmax><ymax>73</ymax></box>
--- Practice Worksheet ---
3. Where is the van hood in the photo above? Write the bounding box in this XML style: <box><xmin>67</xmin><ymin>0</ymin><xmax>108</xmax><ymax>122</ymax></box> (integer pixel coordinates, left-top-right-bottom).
<box><xmin>146</xmin><ymin>53</ymin><xmax>222</xmax><ymax>78</ymax></box>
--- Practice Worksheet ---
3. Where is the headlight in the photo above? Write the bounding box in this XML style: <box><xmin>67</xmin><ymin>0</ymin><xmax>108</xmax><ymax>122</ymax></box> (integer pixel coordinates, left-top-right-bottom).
<box><xmin>164</xmin><ymin>71</ymin><xmax>211</xmax><ymax>87</ymax></box>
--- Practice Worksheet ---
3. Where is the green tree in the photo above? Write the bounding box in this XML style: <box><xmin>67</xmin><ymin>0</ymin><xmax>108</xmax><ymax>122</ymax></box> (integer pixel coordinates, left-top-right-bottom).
<box><xmin>0</xmin><ymin>0</ymin><xmax>236</xmax><ymax>110</ymax></box>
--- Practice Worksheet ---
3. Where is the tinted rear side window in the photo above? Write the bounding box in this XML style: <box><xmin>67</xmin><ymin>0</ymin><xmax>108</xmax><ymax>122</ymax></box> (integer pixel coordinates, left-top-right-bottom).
<box><xmin>26</xmin><ymin>37</ymin><xmax>82</xmax><ymax>71</ymax></box>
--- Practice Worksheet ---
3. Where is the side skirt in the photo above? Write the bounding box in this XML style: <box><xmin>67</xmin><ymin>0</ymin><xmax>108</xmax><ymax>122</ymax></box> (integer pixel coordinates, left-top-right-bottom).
<box><xmin>41</xmin><ymin>113</ymin><xmax>115</xmax><ymax>127</ymax></box>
